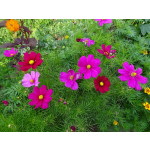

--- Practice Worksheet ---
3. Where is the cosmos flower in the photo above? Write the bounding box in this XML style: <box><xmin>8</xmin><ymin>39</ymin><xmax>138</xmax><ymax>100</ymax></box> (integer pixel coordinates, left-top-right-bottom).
<box><xmin>97</xmin><ymin>44</ymin><xmax>116</xmax><ymax>59</ymax></box>
<box><xmin>29</xmin><ymin>85</ymin><xmax>53</xmax><ymax>109</ymax></box>
<box><xmin>78</xmin><ymin>54</ymin><xmax>101</xmax><ymax>79</ymax></box>
<box><xmin>118</xmin><ymin>62</ymin><xmax>148</xmax><ymax>90</ymax></box>
<box><xmin>2</xmin><ymin>100</ymin><xmax>8</xmax><ymax>106</ymax></box>
<box><xmin>21</xmin><ymin>71</ymin><xmax>40</xmax><ymax>88</ymax></box>
<box><xmin>80</xmin><ymin>38</ymin><xmax>95</xmax><ymax>47</ymax></box>
<box><xmin>76</xmin><ymin>38</ymin><xmax>81</xmax><ymax>42</ymax></box>
<box><xmin>60</xmin><ymin>69</ymin><xmax>82</xmax><ymax>90</ymax></box>
<box><xmin>5</xmin><ymin>19</ymin><xmax>19</xmax><ymax>32</ymax></box>
<box><xmin>95</xmin><ymin>19</ymin><xmax>112</xmax><ymax>26</ymax></box>
<box><xmin>18</xmin><ymin>51</ymin><xmax>43</xmax><ymax>71</ymax></box>
<box><xmin>3</xmin><ymin>47</ymin><xmax>18</xmax><ymax>57</ymax></box>
<box><xmin>71</xmin><ymin>126</ymin><xmax>76</xmax><ymax>131</ymax></box>
<box><xmin>94</xmin><ymin>75</ymin><xmax>111</xmax><ymax>93</ymax></box>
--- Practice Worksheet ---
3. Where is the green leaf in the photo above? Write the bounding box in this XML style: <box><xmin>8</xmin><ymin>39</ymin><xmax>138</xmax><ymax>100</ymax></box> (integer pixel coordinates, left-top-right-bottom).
<box><xmin>140</xmin><ymin>24</ymin><xmax>150</xmax><ymax>35</ymax></box>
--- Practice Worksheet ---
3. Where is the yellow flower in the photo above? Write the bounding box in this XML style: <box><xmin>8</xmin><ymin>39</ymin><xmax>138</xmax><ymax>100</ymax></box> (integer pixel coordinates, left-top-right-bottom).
<box><xmin>144</xmin><ymin>87</ymin><xmax>150</xmax><ymax>95</ymax></box>
<box><xmin>5</xmin><ymin>19</ymin><xmax>19</xmax><ymax>32</ymax></box>
<box><xmin>65</xmin><ymin>35</ymin><xmax>69</xmax><ymax>39</ymax></box>
<box><xmin>113</xmin><ymin>120</ymin><xmax>118</xmax><ymax>125</ymax></box>
<box><xmin>143</xmin><ymin>102</ymin><xmax>150</xmax><ymax>110</ymax></box>
<box><xmin>141</xmin><ymin>50</ymin><xmax>148</xmax><ymax>55</ymax></box>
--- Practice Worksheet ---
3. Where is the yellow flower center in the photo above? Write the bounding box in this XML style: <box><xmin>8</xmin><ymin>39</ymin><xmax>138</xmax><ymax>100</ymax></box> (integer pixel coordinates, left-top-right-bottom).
<box><xmin>145</xmin><ymin>104</ymin><xmax>150</xmax><ymax>109</ymax></box>
<box><xmin>39</xmin><ymin>95</ymin><xmax>43</xmax><ymax>100</ymax></box>
<box><xmin>104</xmin><ymin>52</ymin><xmax>109</xmax><ymax>55</ymax></box>
<box><xmin>85</xmin><ymin>40</ymin><xmax>88</xmax><ymax>43</ymax></box>
<box><xmin>87</xmin><ymin>65</ymin><xmax>91</xmax><ymax>69</ymax></box>
<box><xmin>10</xmin><ymin>54</ymin><xmax>13</xmax><ymax>56</ymax></box>
<box><xmin>102</xmin><ymin>19</ymin><xmax>105</xmax><ymax>20</ymax></box>
<box><xmin>29</xmin><ymin>60</ymin><xmax>34</xmax><ymax>65</ymax></box>
<box><xmin>131</xmin><ymin>72</ymin><xmax>136</xmax><ymax>77</ymax></box>
<box><xmin>70</xmin><ymin>75</ymin><xmax>74</xmax><ymax>80</ymax></box>
<box><xmin>100</xmin><ymin>82</ymin><xmax>104</xmax><ymax>86</ymax></box>
<box><xmin>113</xmin><ymin>120</ymin><xmax>118</xmax><ymax>125</ymax></box>
<box><xmin>30</xmin><ymin>79</ymin><xmax>34</xmax><ymax>83</ymax></box>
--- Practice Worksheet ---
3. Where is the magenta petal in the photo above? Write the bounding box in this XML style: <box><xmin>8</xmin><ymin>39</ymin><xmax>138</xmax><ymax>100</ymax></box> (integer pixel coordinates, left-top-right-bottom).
<box><xmin>29</xmin><ymin>100</ymin><xmax>39</xmax><ymax>105</ymax></box>
<box><xmin>129</xmin><ymin>64</ymin><xmax>134</xmax><ymax>72</ymax></box>
<box><xmin>87</xmin><ymin>43</ymin><xmax>91</xmax><ymax>47</ymax></box>
<box><xmin>128</xmin><ymin>78</ymin><xmax>136</xmax><ymax>88</ymax></box>
<box><xmin>60</xmin><ymin>72</ymin><xmax>68</xmax><ymax>82</ymax></box>
<box><xmin>90</xmin><ymin>40</ymin><xmax>95</xmax><ymax>45</ymax></box>
<box><xmin>78</xmin><ymin>67</ymin><xmax>87</xmax><ymax>74</ymax></box>
<box><xmin>91</xmin><ymin>68</ymin><xmax>98</xmax><ymax>78</ymax></box>
<box><xmin>71</xmin><ymin>81</ymin><xmax>78</xmax><ymax>90</ymax></box>
<box><xmin>67</xmin><ymin>69</ymin><xmax>75</xmax><ymax>76</ymax></box>
<box><xmin>97</xmin><ymin>49</ymin><xmax>104</xmax><ymax>55</ymax></box>
<box><xmin>99</xmin><ymin>21</ymin><xmax>103</xmax><ymax>26</ymax></box>
<box><xmin>111</xmin><ymin>50</ymin><xmax>116</xmax><ymax>53</ymax></box>
<box><xmin>134</xmin><ymin>81</ymin><xmax>142</xmax><ymax>90</ymax></box>
<box><xmin>77</xmin><ymin>56</ymin><xmax>87</xmax><ymax>67</ymax></box>
<box><xmin>41</xmin><ymin>101</ymin><xmax>49</xmax><ymax>109</ymax></box>
<box><xmin>95</xmin><ymin>19</ymin><xmax>101</xmax><ymax>21</ymax></box>
<box><xmin>91</xmin><ymin>58</ymin><xmax>101</xmax><ymax>67</ymax></box>
<box><xmin>35</xmin><ymin>101</ymin><xmax>42</xmax><ymax>109</ymax></box>
<box><xmin>31</xmin><ymin>71</ymin><xmax>35</xmax><ymax>79</ymax></box>
<box><xmin>65</xmin><ymin>79</ymin><xmax>72</xmax><ymax>88</ymax></box>
<box><xmin>87</xmin><ymin>54</ymin><xmax>94</xmax><ymax>64</ymax></box>
<box><xmin>84</xmin><ymin>69</ymin><xmax>91</xmax><ymax>79</ymax></box>
<box><xmin>119</xmin><ymin>75</ymin><xmax>130</xmax><ymax>81</ymax></box>
<box><xmin>135</xmin><ymin>68</ymin><xmax>142</xmax><ymax>75</ymax></box>
<box><xmin>74</xmin><ymin>73</ymin><xmax>82</xmax><ymax>80</ymax></box>
<box><xmin>101</xmin><ymin>44</ymin><xmax>105</xmax><ymax>51</ymax></box>
<box><xmin>29</xmin><ymin>93</ymin><xmax>39</xmax><ymax>100</ymax></box>
<box><xmin>123</xmin><ymin>62</ymin><xmax>130</xmax><ymax>71</ymax></box>
<box><xmin>33</xmin><ymin>86</ymin><xmax>40</xmax><ymax>95</ymax></box>
<box><xmin>44</xmin><ymin>89</ymin><xmax>53</xmax><ymax>100</ymax></box>
<box><xmin>136</xmin><ymin>75</ymin><xmax>148</xmax><ymax>84</ymax></box>
<box><xmin>44</xmin><ymin>97</ymin><xmax>52</xmax><ymax>103</ymax></box>
<box><xmin>118</xmin><ymin>69</ymin><xmax>129</xmax><ymax>75</ymax></box>
<box><xmin>106</xmin><ymin>45</ymin><xmax>111</xmax><ymax>52</ymax></box>
<box><xmin>93</xmin><ymin>66</ymin><xmax>101</xmax><ymax>74</ymax></box>
<box><xmin>40</xmin><ymin>85</ymin><xmax>47</xmax><ymax>95</ymax></box>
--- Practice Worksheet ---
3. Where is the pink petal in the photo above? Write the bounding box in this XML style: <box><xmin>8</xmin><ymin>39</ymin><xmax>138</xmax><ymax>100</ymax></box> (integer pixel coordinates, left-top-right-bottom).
<box><xmin>134</xmin><ymin>81</ymin><xmax>142</xmax><ymax>90</ymax></box>
<box><xmin>35</xmin><ymin>101</ymin><xmax>42</xmax><ymax>109</ymax></box>
<box><xmin>129</xmin><ymin>64</ymin><xmax>134</xmax><ymax>72</ymax></box>
<box><xmin>67</xmin><ymin>69</ymin><xmax>75</xmax><ymax>76</ymax></box>
<box><xmin>87</xmin><ymin>43</ymin><xmax>91</xmax><ymax>47</ymax></box>
<box><xmin>91</xmin><ymin>68</ymin><xmax>98</xmax><ymax>78</ymax></box>
<box><xmin>44</xmin><ymin>89</ymin><xmax>53</xmax><ymax>99</ymax></box>
<box><xmin>31</xmin><ymin>71</ymin><xmax>36</xmax><ymax>79</ymax></box>
<box><xmin>77</xmin><ymin>56</ymin><xmax>87</xmax><ymax>67</ymax></box>
<box><xmin>92</xmin><ymin>66</ymin><xmax>101</xmax><ymax>74</ymax></box>
<box><xmin>106</xmin><ymin>45</ymin><xmax>111</xmax><ymax>52</ymax></box>
<box><xmin>95</xmin><ymin>19</ymin><xmax>101</xmax><ymax>21</ymax></box>
<box><xmin>123</xmin><ymin>62</ymin><xmax>130</xmax><ymax>72</ymax></box>
<box><xmin>41</xmin><ymin>101</ymin><xmax>49</xmax><ymax>109</ymax></box>
<box><xmin>78</xmin><ymin>67</ymin><xmax>87</xmax><ymax>74</ymax></box>
<box><xmin>32</xmin><ymin>59</ymin><xmax>43</xmax><ymax>69</ymax></box>
<box><xmin>35</xmin><ymin>53</ymin><xmax>41</xmax><ymax>61</ymax></box>
<box><xmin>135</xmin><ymin>68</ymin><xmax>142</xmax><ymax>75</ymax></box>
<box><xmin>71</xmin><ymin>81</ymin><xmax>78</xmax><ymax>90</ymax></box>
<box><xmin>44</xmin><ymin>97</ymin><xmax>52</xmax><ymax>103</ymax></box>
<box><xmin>33</xmin><ymin>86</ymin><xmax>40</xmax><ymax>95</ymax></box>
<box><xmin>65</xmin><ymin>79</ymin><xmax>72</xmax><ymax>88</ymax></box>
<box><xmin>90</xmin><ymin>40</ymin><xmax>95</xmax><ymax>45</ymax></box>
<box><xmin>91</xmin><ymin>58</ymin><xmax>101</xmax><ymax>67</ymax></box>
<box><xmin>87</xmin><ymin>54</ymin><xmax>94</xmax><ymax>64</ymax></box>
<box><xmin>29</xmin><ymin>100</ymin><xmax>39</xmax><ymax>105</ymax></box>
<box><xmin>84</xmin><ymin>69</ymin><xmax>91</xmax><ymax>79</ymax></box>
<box><xmin>74</xmin><ymin>73</ymin><xmax>82</xmax><ymax>80</ymax></box>
<box><xmin>97</xmin><ymin>49</ymin><xmax>104</xmax><ymax>55</ymax></box>
<box><xmin>60</xmin><ymin>72</ymin><xmax>68</xmax><ymax>82</ymax></box>
<box><xmin>111</xmin><ymin>50</ymin><xmax>116</xmax><ymax>53</ymax></box>
<box><xmin>128</xmin><ymin>78</ymin><xmax>136</xmax><ymax>88</ymax></box>
<box><xmin>29</xmin><ymin>51</ymin><xmax>36</xmax><ymax>60</ymax></box>
<box><xmin>136</xmin><ymin>75</ymin><xmax>148</xmax><ymax>84</ymax></box>
<box><xmin>29</xmin><ymin>93</ymin><xmax>39</xmax><ymax>100</ymax></box>
<box><xmin>40</xmin><ymin>85</ymin><xmax>47</xmax><ymax>95</ymax></box>
<box><xmin>99</xmin><ymin>21</ymin><xmax>103</xmax><ymax>26</ymax></box>
<box><xmin>24</xmin><ymin>52</ymin><xmax>30</xmax><ymax>61</ymax></box>
<box><xmin>101</xmin><ymin>44</ymin><xmax>105</xmax><ymax>51</ymax></box>
<box><xmin>118</xmin><ymin>69</ymin><xmax>129</xmax><ymax>75</ymax></box>
<box><xmin>22</xmin><ymin>81</ymin><xmax>33</xmax><ymax>87</ymax></box>
<box><xmin>119</xmin><ymin>75</ymin><xmax>130</xmax><ymax>81</ymax></box>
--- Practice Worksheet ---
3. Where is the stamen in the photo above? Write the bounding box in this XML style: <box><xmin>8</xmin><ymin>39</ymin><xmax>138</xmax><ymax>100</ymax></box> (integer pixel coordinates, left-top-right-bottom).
<box><xmin>70</xmin><ymin>75</ymin><xmax>74</xmax><ymax>80</ymax></box>
<box><xmin>39</xmin><ymin>95</ymin><xmax>43</xmax><ymax>100</ymax></box>
<box><xmin>87</xmin><ymin>65</ymin><xmax>91</xmax><ymax>69</ymax></box>
<box><xmin>100</xmin><ymin>82</ymin><xmax>104</xmax><ymax>86</ymax></box>
<box><xmin>131</xmin><ymin>72</ymin><xmax>136</xmax><ymax>77</ymax></box>
<box><xmin>10</xmin><ymin>54</ymin><xmax>13</xmax><ymax>56</ymax></box>
<box><xmin>29</xmin><ymin>60</ymin><xmax>34</xmax><ymax>65</ymax></box>
<box><xmin>30</xmin><ymin>79</ymin><xmax>34</xmax><ymax>83</ymax></box>
<box><xmin>85</xmin><ymin>40</ymin><xmax>88</xmax><ymax>43</ymax></box>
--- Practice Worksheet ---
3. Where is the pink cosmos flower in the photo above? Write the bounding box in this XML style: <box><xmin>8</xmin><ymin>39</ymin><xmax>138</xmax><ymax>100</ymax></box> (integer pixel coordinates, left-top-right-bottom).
<box><xmin>80</xmin><ymin>38</ymin><xmax>95</xmax><ymax>47</ymax></box>
<box><xmin>118</xmin><ymin>62</ymin><xmax>148</xmax><ymax>90</ymax></box>
<box><xmin>95</xmin><ymin>19</ymin><xmax>112</xmax><ymax>26</ymax></box>
<box><xmin>60</xmin><ymin>69</ymin><xmax>82</xmax><ymax>90</ymax></box>
<box><xmin>97</xmin><ymin>44</ymin><xmax>116</xmax><ymax>59</ymax></box>
<box><xmin>78</xmin><ymin>54</ymin><xmax>101</xmax><ymax>79</ymax></box>
<box><xmin>2</xmin><ymin>100</ymin><xmax>8</xmax><ymax>105</ymax></box>
<box><xmin>22</xmin><ymin>71</ymin><xmax>40</xmax><ymax>87</ymax></box>
<box><xmin>3</xmin><ymin>47</ymin><xmax>18</xmax><ymax>57</ymax></box>
<box><xmin>29</xmin><ymin>85</ymin><xmax>53</xmax><ymax>109</ymax></box>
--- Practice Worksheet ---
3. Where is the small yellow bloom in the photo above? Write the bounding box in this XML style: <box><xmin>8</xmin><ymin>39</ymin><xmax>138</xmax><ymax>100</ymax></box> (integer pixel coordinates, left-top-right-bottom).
<box><xmin>65</xmin><ymin>35</ymin><xmax>69</xmax><ymax>39</ymax></box>
<box><xmin>141</xmin><ymin>50</ymin><xmax>148</xmax><ymax>55</ymax></box>
<box><xmin>113</xmin><ymin>120</ymin><xmax>118</xmax><ymax>125</ymax></box>
<box><xmin>143</xmin><ymin>102</ymin><xmax>150</xmax><ymax>110</ymax></box>
<box><xmin>144</xmin><ymin>87</ymin><xmax>150</xmax><ymax>95</ymax></box>
<box><xmin>6</xmin><ymin>19</ymin><xmax>19</xmax><ymax>32</ymax></box>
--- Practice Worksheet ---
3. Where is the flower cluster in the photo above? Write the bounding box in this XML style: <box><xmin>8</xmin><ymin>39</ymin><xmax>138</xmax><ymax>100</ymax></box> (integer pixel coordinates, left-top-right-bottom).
<box><xmin>5</xmin><ymin>19</ymin><xmax>19</xmax><ymax>32</ymax></box>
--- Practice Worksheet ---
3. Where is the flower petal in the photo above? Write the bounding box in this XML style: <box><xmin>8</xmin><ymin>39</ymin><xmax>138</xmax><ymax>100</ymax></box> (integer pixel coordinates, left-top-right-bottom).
<box><xmin>29</xmin><ymin>93</ymin><xmax>39</xmax><ymax>100</ymax></box>
<box><xmin>60</xmin><ymin>72</ymin><xmax>69</xmax><ymax>82</ymax></box>
<box><xmin>123</xmin><ymin>62</ymin><xmax>130</xmax><ymax>72</ymax></box>
<box><xmin>41</xmin><ymin>101</ymin><xmax>49</xmax><ymax>109</ymax></box>
<box><xmin>35</xmin><ymin>101</ymin><xmax>42</xmax><ymax>109</ymax></box>
<box><xmin>87</xmin><ymin>54</ymin><xmax>94</xmax><ymax>64</ymax></box>
<box><xmin>136</xmin><ymin>75</ymin><xmax>148</xmax><ymax>84</ymax></box>
<box><xmin>40</xmin><ymin>85</ymin><xmax>47</xmax><ymax>95</ymax></box>
<box><xmin>77</xmin><ymin>56</ymin><xmax>87</xmax><ymax>67</ymax></box>
<box><xmin>91</xmin><ymin>68</ymin><xmax>98</xmax><ymax>78</ymax></box>
<box><xmin>33</xmin><ymin>86</ymin><xmax>40</xmax><ymax>95</ymax></box>
<box><xmin>135</xmin><ymin>68</ymin><xmax>142</xmax><ymax>75</ymax></box>
<box><xmin>84</xmin><ymin>69</ymin><xmax>91</xmax><ymax>79</ymax></box>
<box><xmin>92</xmin><ymin>66</ymin><xmax>101</xmax><ymax>74</ymax></box>
<box><xmin>91</xmin><ymin>58</ymin><xmax>101</xmax><ymax>67</ymax></box>
<box><xmin>67</xmin><ymin>69</ymin><xmax>75</xmax><ymax>76</ymax></box>
<box><xmin>97</xmin><ymin>49</ymin><xmax>104</xmax><ymax>55</ymax></box>
<box><xmin>119</xmin><ymin>75</ymin><xmax>130</xmax><ymax>81</ymax></box>
<box><xmin>99</xmin><ymin>86</ymin><xmax>105</xmax><ymax>93</ymax></box>
<box><xmin>71</xmin><ymin>81</ymin><xmax>78</xmax><ymax>90</ymax></box>
<box><xmin>106</xmin><ymin>45</ymin><xmax>111</xmax><ymax>52</ymax></box>
<box><xmin>78</xmin><ymin>67</ymin><xmax>87</xmax><ymax>74</ymax></box>
<box><xmin>128</xmin><ymin>78</ymin><xmax>136</xmax><ymax>88</ymax></box>
<box><xmin>32</xmin><ymin>59</ymin><xmax>43</xmax><ymax>69</ymax></box>
<box><xmin>134</xmin><ymin>81</ymin><xmax>142</xmax><ymax>90</ymax></box>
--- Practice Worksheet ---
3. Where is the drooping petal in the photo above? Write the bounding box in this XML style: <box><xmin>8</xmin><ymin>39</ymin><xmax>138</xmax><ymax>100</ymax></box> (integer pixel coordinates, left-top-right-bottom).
<box><xmin>128</xmin><ymin>78</ymin><xmax>136</xmax><ymax>88</ymax></box>
<box><xmin>134</xmin><ymin>80</ymin><xmax>142</xmax><ymax>90</ymax></box>
<box><xmin>136</xmin><ymin>75</ymin><xmax>148</xmax><ymax>84</ymax></box>
<box><xmin>29</xmin><ymin>99</ymin><xmax>39</xmax><ymax>105</ymax></box>
<box><xmin>71</xmin><ymin>81</ymin><xmax>78</xmax><ymax>90</ymax></box>
<box><xmin>32</xmin><ymin>59</ymin><xmax>43</xmax><ymax>69</ymax></box>
<box><xmin>87</xmin><ymin>54</ymin><xmax>94</xmax><ymax>64</ymax></box>
<box><xmin>22</xmin><ymin>81</ymin><xmax>33</xmax><ymax>87</ymax></box>
<box><xmin>106</xmin><ymin>45</ymin><xmax>111</xmax><ymax>53</ymax></box>
<box><xmin>40</xmin><ymin>85</ymin><xmax>47</xmax><ymax>95</ymax></box>
<box><xmin>60</xmin><ymin>72</ymin><xmax>68</xmax><ymax>82</ymax></box>
<box><xmin>77</xmin><ymin>56</ymin><xmax>87</xmax><ymax>67</ymax></box>
<box><xmin>97</xmin><ymin>49</ymin><xmax>104</xmax><ymax>55</ymax></box>
<box><xmin>118</xmin><ymin>69</ymin><xmax>129</xmax><ymax>75</ymax></box>
<box><xmin>123</xmin><ymin>62</ymin><xmax>130</xmax><ymax>72</ymax></box>
<box><xmin>99</xmin><ymin>21</ymin><xmax>104</xmax><ymax>26</ymax></box>
<box><xmin>41</xmin><ymin>101</ymin><xmax>49</xmax><ymax>109</ymax></box>
<box><xmin>74</xmin><ymin>73</ymin><xmax>82</xmax><ymax>80</ymax></box>
<box><xmin>84</xmin><ymin>69</ymin><xmax>91</xmax><ymax>79</ymax></box>
<box><xmin>119</xmin><ymin>75</ymin><xmax>130</xmax><ymax>81</ymax></box>
<box><xmin>65</xmin><ymin>79</ymin><xmax>72</xmax><ymax>88</ymax></box>
<box><xmin>20</xmin><ymin>65</ymin><xmax>32</xmax><ymax>71</ymax></box>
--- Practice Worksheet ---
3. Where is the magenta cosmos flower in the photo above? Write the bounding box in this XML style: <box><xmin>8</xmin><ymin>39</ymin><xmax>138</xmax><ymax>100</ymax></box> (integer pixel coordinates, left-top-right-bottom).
<box><xmin>80</xmin><ymin>38</ymin><xmax>95</xmax><ymax>47</ymax></box>
<box><xmin>29</xmin><ymin>85</ymin><xmax>53</xmax><ymax>109</ymax></box>
<box><xmin>118</xmin><ymin>62</ymin><xmax>148</xmax><ymax>90</ymax></box>
<box><xmin>78</xmin><ymin>54</ymin><xmax>101</xmax><ymax>79</ymax></box>
<box><xmin>2</xmin><ymin>100</ymin><xmax>8</xmax><ymax>105</ymax></box>
<box><xmin>22</xmin><ymin>71</ymin><xmax>40</xmax><ymax>88</ymax></box>
<box><xmin>97</xmin><ymin>44</ymin><xmax>116</xmax><ymax>59</ymax></box>
<box><xmin>60</xmin><ymin>69</ymin><xmax>82</xmax><ymax>90</ymax></box>
<box><xmin>95</xmin><ymin>19</ymin><xmax>112</xmax><ymax>26</ymax></box>
<box><xmin>3</xmin><ymin>47</ymin><xmax>18</xmax><ymax>57</ymax></box>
